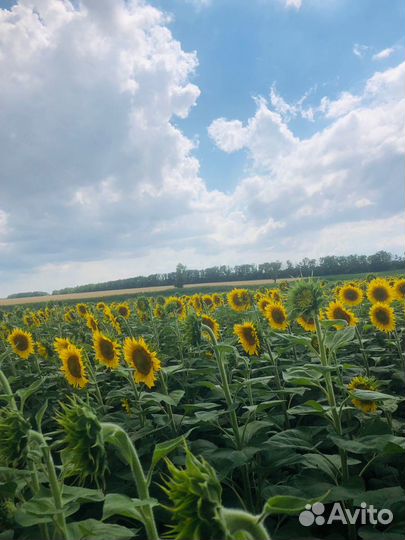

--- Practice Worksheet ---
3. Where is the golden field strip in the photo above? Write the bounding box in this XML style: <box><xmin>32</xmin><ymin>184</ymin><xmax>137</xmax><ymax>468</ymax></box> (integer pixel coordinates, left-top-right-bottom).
<box><xmin>0</xmin><ymin>278</ymin><xmax>298</xmax><ymax>306</ymax></box>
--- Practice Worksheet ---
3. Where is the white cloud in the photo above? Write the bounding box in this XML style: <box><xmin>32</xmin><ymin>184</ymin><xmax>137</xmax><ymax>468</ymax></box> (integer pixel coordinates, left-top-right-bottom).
<box><xmin>353</xmin><ymin>43</ymin><xmax>369</xmax><ymax>58</ymax></box>
<box><xmin>285</xmin><ymin>0</ymin><xmax>302</xmax><ymax>9</ymax></box>
<box><xmin>372</xmin><ymin>47</ymin><xmax>395</xmax><ymax>61</ymax></box>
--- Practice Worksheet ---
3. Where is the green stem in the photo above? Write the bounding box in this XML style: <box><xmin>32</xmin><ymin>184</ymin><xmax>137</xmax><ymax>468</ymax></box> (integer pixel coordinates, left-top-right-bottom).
<box><xmin>221</xmin><ymin>508</ymin><xmax>271</xmax><ymax>540</ymax></box>
<box><xmin>0</xmin><ymin>367</ymin><xmax>17</xmax><ymax>410</ymax></box>
<box><xmin>355</xmin><ymin>326</ymin><xmax>370</xmax><ymax>376</ymax></box>
<box><xmin>102</xmin><ymin>424</ymin><xmax>159</xmax><ymax>540</ymax></box>
<box><xmin>28</xmin><ymin>459</ymin><xmax>51</xmax><ymax>540</ymax></box>
<box><xmin>159</xmin><ymin>371</ymin><xmax>177</xmax><ymax>434</ymax></box>
<box><xmin>29</xmin><ymin>431</ymin><xmax>69</xmax><ymax>540</ymax></box>
<box><xmin>128</xmin><ymin>371</ymin><xmax>145</xmax><ymax>427</ymax></box>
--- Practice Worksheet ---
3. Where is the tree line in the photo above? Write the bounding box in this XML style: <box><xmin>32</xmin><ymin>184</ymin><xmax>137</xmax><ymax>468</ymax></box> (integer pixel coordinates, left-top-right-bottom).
<box><xmin>50</xmin><ymin>250</ymin><xmax>404</xmax><ymax>295</ymax></box>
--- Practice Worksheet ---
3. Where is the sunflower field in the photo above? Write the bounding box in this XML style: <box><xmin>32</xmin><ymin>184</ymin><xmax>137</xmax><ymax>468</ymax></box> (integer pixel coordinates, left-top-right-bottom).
<box><xmin>0</xmin><ymin>276</ymin><xmax>404</xmax><ymax>540</ymax></box>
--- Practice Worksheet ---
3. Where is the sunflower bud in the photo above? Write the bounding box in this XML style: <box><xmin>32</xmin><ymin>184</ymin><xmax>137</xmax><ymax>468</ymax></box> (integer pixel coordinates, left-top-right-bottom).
<box><xmin>162</xmin><ymin>447</ymin><xmax>224</xmax><ymax>540</ymax></box>
<box><xmin>184</xmin><ymin>312</ymin><xmax>202</xmax><ymax>347</ymax></box>
<box><xmin>287</xmin><ymin>279</ymin><xmax>323</xmax><ymax>318</ymax></box>
<box><xmin>0</xmin><ymin>408</ymin><xmax>30</xmax><ymax>467</ymax></box>
<box><xmin>56</xmin><ymin>398</ymin><xmax>108</xmax><ymax>486</ymax></box>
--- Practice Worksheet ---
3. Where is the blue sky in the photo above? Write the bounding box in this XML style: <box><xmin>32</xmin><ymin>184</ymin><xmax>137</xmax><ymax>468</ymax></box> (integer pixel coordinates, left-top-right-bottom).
<box><xmin>0</xmin><ymin>0</ymin><xmax>404</xmax><ymax>295</ymax></box>
<box><xmin>150</xmin><ymin>0</ymin><xmax>405</xmax><ymax>189</ymax></box>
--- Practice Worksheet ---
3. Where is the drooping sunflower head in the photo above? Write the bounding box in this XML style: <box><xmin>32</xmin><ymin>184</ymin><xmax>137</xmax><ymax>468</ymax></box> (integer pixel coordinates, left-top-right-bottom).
<box><xmin>234</xmin><ymin>322</ymin><xmax>260</xmax><ymax>355</ymax></box>
<box><xmin>279</xmin><ymin>280</ymin><xmax>289</xmax><ymax>292</ymax></box>
<box><xmin>85</xmin><ymin>313</ymin><xmax>98</xmax><ymax>333</ymax></box>
<box><xmin>287</xmin><ymin>279</ymin><xmax>323</xmax><ymax>318</ymax></box>
<box><xmin>201</xmin><ymin>314</ymin><xmax>221</xmax><ymax>341</ymax></box>
<box><xmin>93</xmin><ymin>331</ymin><xmax>121</xmax><ymax>369</ymax></box>
<box><xmin>326</xmin><ymin>301</ymin><xmax>358</xmax><ymax>329</ymax></box>
<box><xmin>296</xmin><ymin>314</ymin><xmax>316</xmax><ymax>333</ymax></box>
<box><xmin>64</xmin><ymin>309</ymin><xmax>76</xmax><ymax>323</ymax></box>
<box><xmin>265</xmin><ymin>302</ymin><xmax>289</xmax><ymax>331</ymax></box>
<box><xmin>124</xmin><ymin>337</ymin><xmax>161</xmax><ymax>389</ymax></box>
<box><xmin>367</xmin><ymin>278</ymin><xmax>394</xmax><ymax>305</ymax></box>
<box><xmin>0</xmin><ymin>408</ymin><xmax>30</xmax><ymax>467</ymax></box>
<box><xmin>76</xmin><ymin>303</ymin><xmax>88</xmax><ymax>317</ymax></box>
<box><xmin>153</xmin><ymin>304</ymin><xmax>165</xmax><ymax>319</ymax></box>
<box><xmin>162</xmin><ymin>446</ymin><xmax>224</xmax><ymax>540</ymax></box>
<box><xmin>56</xmin><ymin>397</ymin><xmax>108</xmax><ymax>486</ymax></box>
<box><xmin>202</xmin><ymin>295</ymin><xmax>214</xmax><ymax>310</ymax></box>
<box><xmin>393</xmin><ymin>278</ymin><xmax>405</xmax><ymax>301</ymax></box>
<box><xmin>347</xmin><ymin>376</ymin><xmax>378</xmax><ymax>414</ymax></box>
<box><xmin>227</xmin><ymin>289</ymin><xmax>252</xmax><ymax>313</ymax></box>
<box><xmin>136</xmin><ymin>297</ymin><xmax>149</xmax><ymax>313</ymax></box>
<box><xmin>7</xmin><ymin>328</ymin><xmax>35</xmax><ymax>360</ymax></box>
<box><xmin>59</xmin><ymin>344</ymin><xmax>89</xmax><ymax>389</ymax></box>
<box><xmin>370</xmin><ymin>303</ymin><xmax>396</xmax><ymax>333</ymax></box>
<box><xmin>165</xmin><ymin>297</ymin><xmax>186</xmax><ymax>319</ymax></box>
<box><xmin>339</xmin><ymin>284</ymin><xmax>364</xmax><ymax>307</ymax></box>
<box><xmin>116</xmin><ymin>303</ymin><xmax>131</xmax><ymax>319</ymax></box>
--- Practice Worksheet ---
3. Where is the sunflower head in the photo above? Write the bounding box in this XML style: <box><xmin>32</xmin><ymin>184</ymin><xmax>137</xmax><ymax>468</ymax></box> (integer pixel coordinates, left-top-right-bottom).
<box><xmin>76</xmin><ymin>303</ymin><xmax>88</xmax><ymax>317</ymax></box>
<box><xmin>56</xmin><ymin>398</ymin><xmax>108</xmax><ymax>486</ymax></box>
<box><xmin>367</xmin><ymin>278</ymin><xmax>394</xmax><ymax>305</ymax></box>
<box><xmin>85</xmin><ymin>313</ymin><xmax>98</xmax><ymax>332</ymax></box>
<box><xmin>287</xmin><ymin>279</ymin><xmax>323</xmax><ymax>318</ymax></box>
<box><xmin>297</xmin><ymin>314</ymin><xmax>316</xmax><ymax>333</ymax></box>
<box><xmin>227</xmin><ymin>289</ymin><xmax>252</xmax><ymax>313</ymax></box>
<box><xmin>54</xmin><ymin>337</ymin><xmax>71</xmax><ymax>356</ymax></box>
<box><xmin>212</xmin><ymin>294</ymin><xmax>223</xmax><ymax>308</ymax></box>
<box><xmin>153</xmin><ymin>304</ymin><xmax>165</xmax><ymax>319</ymax></box>
<box><xmin>0</xmin><ymin>408</ymin><xmax>30</xmax><ymax>467</ymax></box>
<box><xmin>165</xmin><ymin>297</ymin><xmax>186</xmax><ymax>319</ymax></box>
<box><xmin>35</xmin><ymin>341</ymin><xmax>49</xmax><ymax>359</ymax></box>
<box><xmin>234</xmin><ymin>322</ymin><xmax>260</xmax><ymax>355</ymax></box>
<box><xmin>117</xmin><ymin>303</ymin><xmax>131</xmax><ymax>319</ymax></box>
<box><xmin>257</xmin><ymin>296</ymin><xmax>272</xmax><ymax>315</ymax></box>
<box><xmin>201</xmin><ymin>314</ymin><xmax>221</xmax><ymax>341</ymax></box>
<box><xmin>136</xmin><ymin>297</ymin><xmax>149</xmax><ymax>313</ymax></box>
<box><xmin>339</xmin><ymin>284</ymin><xmax>364</xmax><ymax>307</ymax></box>
<box><xmin>93</xmin><ymin>331</ymin><xmax>121</xmax><ymax>369</ymax></box>
<box><xmin>326</xmin><ymin>301</ymin><xmax>358</xmax><ymax>329</ymax></box>
<box><xmin>347</xmin><ymin>376</ymin><xmax>378</xmax><ymax>414</ymax></box>
<box><xmin>265</xmin><ymin>302</ymin><xmax>289</xmax><ymax>331</ymax></box>
<box><xmin>370</xmin><ymin>303</ymin><xmax>396</xmax><ymax>333</ymax></box>
<box><xmin>162</xmin><ymin>446</ymin><xmax>224</xmax><ymax>540</ymax></box>
<box><xmin>393</xmin><ymin>279</ymin><xmax>405</xmax><ymax>301</ymax></box>
<box><xmin>7</xmin><ymin>328</ymin><xmax>35</xmax><ymax>360</ymax></box>
<box><xmin>124</xmin><ymin>337</ymin><xmax>161</xmax><ymax>389</ymax></box>
<box><xmin>279</xmin><ymin>280</ymin><xmax>289</xmax><ymax>292</ymax></box>
<box><xmin>59</xmin><ymin>344</ymin><xmax>89</xmax><ymax>389</ymax></box>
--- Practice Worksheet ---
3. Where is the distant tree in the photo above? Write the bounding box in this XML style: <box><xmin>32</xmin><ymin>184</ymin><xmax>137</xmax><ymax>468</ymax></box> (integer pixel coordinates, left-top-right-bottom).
<box><xmin>174</xmin><ymin>263</ymin><xmax>187</xmax><ymax>288</ymax></box>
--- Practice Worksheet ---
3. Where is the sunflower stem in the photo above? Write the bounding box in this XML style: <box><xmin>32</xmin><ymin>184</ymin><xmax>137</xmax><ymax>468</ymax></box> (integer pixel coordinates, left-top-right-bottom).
<box><xmin>203</xmin><ymin>324</ymin><xmax>255</xmax><ymax>512</ymax></box>
<box><xmin>28</xmin><ymin>458</ymin><xmax>51</xmax><ymax>540</ymax></box>
<box><xmin>159</xmin><ymin>371</ymin><xmax>177</xmax><ymax>434</ymax></box>
<box><xmin>0</xmin><ymin>367</ymin><xmax>17</xmax><ymax>410</ymax></box>
<box><xmin>355</xmin><ymin>326</ymin><xmax>370</xmax><ymax>376</ymax></box>
<box><xmin>221</xmin><ymin>508</ymin><xmax>271</xmax><ymax>540</ymax></box>
<box><xmin>127</xmin><ymin>371</ymin><xmax>145</xmax><ymax>427</ymax></box>
<box><xmin>102</xmin><ymin>423</ymin><xmax>159</xmax><ymax>540</ymax></box>
<box><xmin>29</xmin><ymin>430</ymin><xmax>69</xmax><ymax>540</ymax></box>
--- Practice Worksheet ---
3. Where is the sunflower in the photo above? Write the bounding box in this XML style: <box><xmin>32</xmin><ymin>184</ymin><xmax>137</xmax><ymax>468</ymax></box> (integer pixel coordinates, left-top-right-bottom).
<box><xmin>339</xmin><ymin>284</ymin><xmax>364</xmax><ymax>307</ymax></box>
<box><xmin>64</xmin><ymin>309</ymin><xmax>76</xmax><ymax>323</ymax></box>
<box><xmin>297</xmin><ymin>314</ymin><xmax>316</xmax><ymax>333</ymax></box>
<box><xmin>393</xmin><ymin>279</ymin><xmax>405</xmax><ymax>301</ymax></box>
<box><xmin>60</xmin><ymin>344</ymin><xmax>89</xmax><ymax>389</ymax></box>
<box><xmin>122</xmin><ymin>399</ymin><xmax>131</xmax><ymax>415</ymax></box>
<box><xmin>85</xmin><ymin>313</ymin><xmax>98</xmax><ymax>333</ymax></box>
<box><xmin>76</xmin><ymin>303</ymin><xmax>88</xmax><ymax>318</ymax></box>
<box><xmin>93</xmin><ymin>331</ymin><xmax>120</xmax><ymax>369</ymax></box>
<box><xmin>227</xmin><ymin>289</ymin><xmax>252</xmax><ymax>313</ymax></box>
<box><xmin>201</xmin><ymin>314</ymin><xmax>221</xmax><ymax>340</ymax></box>
<box><xmin>202</xmin><ymin>295</ymin><xmax>214</xmax><ymax>310</ymax></box>
<box><xmin>347</xmin><ymin>376</ymin><xmax>378</xmax><ymax>414</ymax></box>
<box><xmin>212</xmin><ymin>293</ymin><xmax>223</xmax><ymax>308</ymax></box>
<box><xmin>287</xmin><ymin>280</ymin><xmax>323</xmax><ymax>318</ymax></box>
<box><xmin>234</xmin><ymin>322</ymin><xmax>260</xmax><ymax>355</ymax></box>
<box><xmin>23</xmin><ymin>313</ymin><xmax>35</xmax><ymax>327</ymax></box>
<box><xmin>7</xmin><ymin>329</ymin><xmax>34</xmax><ymax>360</ymax></box>
<box><xmin>270</xmin><ymin>289</ymin><xmax>281</xmax><ymax>302</ymax></box>
<box><xmin>124</xmin><ymin>337</ymin><xmax>161</xmax><ymax>388</ymax></box>
<box><xmin>136</xmin><ymin>297</ymin><xmax>149</xmax><ymax>313</ymax></box>
<box><xmin>190</xmin><ymin>294</ymin><xmax>203</xmax><ymax>314</ymax></box>
<box><xmin>104</xmin><ymin>307</ymin><xmax>122</xmax><ymax>334</ymax></box>
<box><xmin>117</xmin><ymin>303</ymin><xmax>131</xmax><ymax>319</ymax></box>
<box><xmin>96</xmin><ymin>302</ymin><xmax>106</xmax><ymax>311</ymax></box>
<box><xmin>265</xmin><ymin>302</ymin><xmax>289</xmax><ymax>331</ymax></box>
<box><xmin>370</xmin><ymin>303</ymin><xmax>396</xmax><ymax>333</ymax></box>
<box><xmin>165</xmin><ymin>297</ymin><xmax>186</xmax><ymax>319</ymax></box>
<box><xmin>367</xmin><ymin>278</ymin><xmax>394</xmax><ymax>305</ymax></box>
<box><xmin>153</xmin><ymin>304</ymin><xmax>165</xmax><ymax>319</ymax></box>
<box><xmin>326</xmin><ymin>301</ymin><xmax>358</xmax><ymax>329</ymax></box>
<box><xmin>257</xmin><ymin>296</ymin><xmax>272</xmax><ymax>315</ymax></box>
<box><xmin>54</xmin><ymin>337</ymin><xmax>72</xmax><ymax>356</ymax></box>
<box><xmin>36</xmin><ymin>342</ymin><xmax>49</xmax><ymax>359</ymax></box>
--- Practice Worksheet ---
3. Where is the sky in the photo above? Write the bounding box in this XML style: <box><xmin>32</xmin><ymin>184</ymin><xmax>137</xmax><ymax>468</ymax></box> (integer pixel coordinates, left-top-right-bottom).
<box><xmin>0</xmin><ymin>0</ymin><xmax>404</xmax><ymax>296</ymax></box>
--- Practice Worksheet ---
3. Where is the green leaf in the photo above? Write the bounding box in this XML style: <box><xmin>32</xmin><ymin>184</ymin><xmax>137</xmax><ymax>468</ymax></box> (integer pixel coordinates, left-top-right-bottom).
<box><xmin>16</xmin><ymin>379</ymin><xmax>44</xmax><ymax>411</ymax></box>
<box><xmin>102</xmin><ymin>493</ymin><xmax>157</xmax><ymax>523</ymax></box>
<box><xmin>349</xmin><ymin>389</ymin><xmax>399</xmax><ymax>401</ymax></box>
<box><xmin>263</xmin><ymin>493</ymin><xmax>329</xmax><ymax>516</ymax></box>
<box><xmin>150</xmin><ymin>434</ymin><xmax>186</xmax><ymax>473</ymax></box>
<box><xmin>67</xmin><ymin>519</ymin><xmax>135</xmax><ymax>540</ymax></box>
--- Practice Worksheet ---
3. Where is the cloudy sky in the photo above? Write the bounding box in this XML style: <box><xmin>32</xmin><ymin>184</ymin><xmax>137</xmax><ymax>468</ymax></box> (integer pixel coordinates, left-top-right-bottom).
<box><xmin>0</xmin><ymin>0</ymin><xmax>404</xmax><ymax>296</ymax></box>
